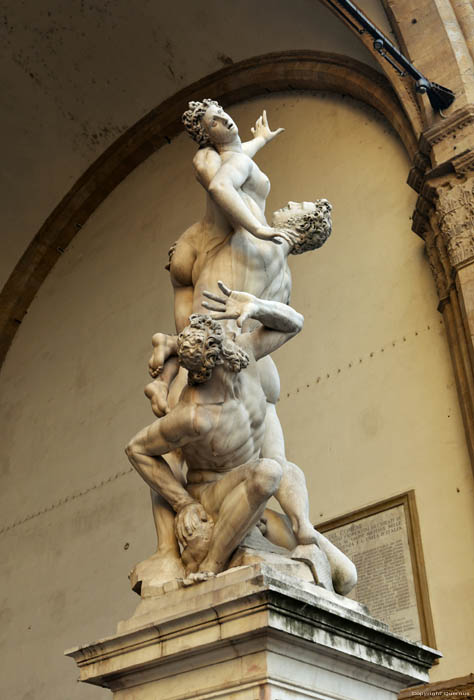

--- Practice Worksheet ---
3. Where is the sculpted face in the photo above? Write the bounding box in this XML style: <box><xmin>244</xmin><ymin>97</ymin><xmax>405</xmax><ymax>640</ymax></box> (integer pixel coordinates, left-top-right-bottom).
<box><xmin>177</xmin><ymin>314</ymin><xmax>250</xmax><ymax>384</ymax></box>
<box><xmin>178</xmin><ymin>329</ymin><xmax>206</xmax><ymax>364</ymax></box>
<box><xmin>177</xmin><ymin>316</ymin><xmax>224</xmax><ymax>384</ymax></box>
<box><xmin>178</xmin><ymin>328</ymin><xmax>218</xmax><ymax>370</ymax></box>
<box><xmin>271</xmin><ymin>199</ymin><xmax>332</xmax><ymax>255</ymax></box>
<box><xmin>271</xmin><ymin>201</ymin><xmax>316</xmax><ymax>228</ymax></box>
<box><xmin>201</xmin><ymin>104</ymin><xmax>239</xmax><ymax>145</ymax></box>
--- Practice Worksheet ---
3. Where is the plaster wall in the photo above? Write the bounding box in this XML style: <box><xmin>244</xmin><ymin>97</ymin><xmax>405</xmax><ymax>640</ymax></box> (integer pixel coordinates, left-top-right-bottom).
<box><xmin>0</xmin><ymin>0</ymin><xmax>392</xmax><ymax>289</ymax></box>
<box><xmin>0</xmin><ymin>93</ymin><xmax>473</xmax><ymax>699</ymax></box>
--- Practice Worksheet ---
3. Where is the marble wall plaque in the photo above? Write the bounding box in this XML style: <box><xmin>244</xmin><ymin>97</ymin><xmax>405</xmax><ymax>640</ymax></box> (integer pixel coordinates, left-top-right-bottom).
<box><xmin>318</xmin><ymin>492</ymin><xmax>436</xmax><ymax>647</ymax></box>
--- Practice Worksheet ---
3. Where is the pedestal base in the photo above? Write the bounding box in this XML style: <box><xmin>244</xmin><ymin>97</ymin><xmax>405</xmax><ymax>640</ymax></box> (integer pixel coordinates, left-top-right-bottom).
<box><xmin>66</xmin><ymin>564</ymin><xmax>440</xmax><ymax>699</ymax></box>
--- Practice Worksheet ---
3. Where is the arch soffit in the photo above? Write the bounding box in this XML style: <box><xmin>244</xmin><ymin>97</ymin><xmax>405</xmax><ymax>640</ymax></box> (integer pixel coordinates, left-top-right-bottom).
<box><xmin>0</xmin><ymin>50</ymin><xmax>416</xmax><ymax>369</ymax></box>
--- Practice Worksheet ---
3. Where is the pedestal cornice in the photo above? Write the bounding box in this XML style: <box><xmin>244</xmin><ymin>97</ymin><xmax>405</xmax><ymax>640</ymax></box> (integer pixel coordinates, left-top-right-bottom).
<box><xmin>66</xmin><ymin>564</ymin><xmax>441</xmax><ymax>699</ymax></box>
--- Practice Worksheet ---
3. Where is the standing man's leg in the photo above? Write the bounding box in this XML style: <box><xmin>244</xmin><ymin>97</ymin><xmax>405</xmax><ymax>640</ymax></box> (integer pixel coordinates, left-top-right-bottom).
<box><xmin>262</xmin><ymin>403</ymin><xmax>319</xmax><ymax>544</ymax></box>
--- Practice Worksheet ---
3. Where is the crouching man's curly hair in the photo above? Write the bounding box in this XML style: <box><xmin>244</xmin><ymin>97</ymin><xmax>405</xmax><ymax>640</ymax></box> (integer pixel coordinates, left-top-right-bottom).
<box><xmin>177</xmin><ymin>314</ymin><xmax>250</xmax><ymax>385</ymax></box>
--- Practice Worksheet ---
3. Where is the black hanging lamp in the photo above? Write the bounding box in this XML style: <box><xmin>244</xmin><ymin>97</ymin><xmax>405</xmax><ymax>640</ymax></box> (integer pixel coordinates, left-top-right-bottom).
<box><xmin>324</xmin><ymin>0</ymin><xmax>456</xmax><ymax>111</ymax></box>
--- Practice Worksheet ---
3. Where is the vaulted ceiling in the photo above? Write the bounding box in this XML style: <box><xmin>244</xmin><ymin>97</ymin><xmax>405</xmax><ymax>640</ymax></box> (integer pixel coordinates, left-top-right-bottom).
<box><xmin>0</xmin><ymin>0</ymin><xmax>394</xmax><ymax>289</ymax></box>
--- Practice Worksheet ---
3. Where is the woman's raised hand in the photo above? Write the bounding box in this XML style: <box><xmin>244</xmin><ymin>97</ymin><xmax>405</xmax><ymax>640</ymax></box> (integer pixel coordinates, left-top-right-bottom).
<box><xmin>251</xmin><ymin>110</ymin><xmax>284</xmax><ymax>143</ymax></box>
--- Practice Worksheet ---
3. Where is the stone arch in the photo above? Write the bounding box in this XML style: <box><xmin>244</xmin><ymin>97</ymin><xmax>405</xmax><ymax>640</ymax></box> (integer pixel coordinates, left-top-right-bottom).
<box><xmin>0</xmin><ymin>50</ymin><xmax>417</xmax><ymax>367</ymax></box>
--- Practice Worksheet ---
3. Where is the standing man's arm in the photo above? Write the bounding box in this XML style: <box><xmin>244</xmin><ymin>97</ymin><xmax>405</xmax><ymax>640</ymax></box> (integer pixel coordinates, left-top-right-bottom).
<box><xmin>202</xmin><ymin>282</ymin><xmax>303</xmax><ymax>360</ymax></box>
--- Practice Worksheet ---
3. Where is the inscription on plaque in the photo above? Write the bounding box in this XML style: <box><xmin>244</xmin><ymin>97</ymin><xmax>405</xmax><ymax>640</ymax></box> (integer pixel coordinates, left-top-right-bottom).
<box><xmin>321</xmin><ymin>505</ymin><xmax>421</xmax><ymax>642</ymax></box>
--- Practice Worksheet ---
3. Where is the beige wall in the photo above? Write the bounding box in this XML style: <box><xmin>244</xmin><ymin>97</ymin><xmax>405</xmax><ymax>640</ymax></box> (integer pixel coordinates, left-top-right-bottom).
<box><xmin>0</xmin><ymin>0</ymin><xmax>391</xmax><ymax>289</ymax></box>
<box><xmin>0</xmin><ymin>93</ymin><xmax>473</xmax><ymax>698</ymax></box>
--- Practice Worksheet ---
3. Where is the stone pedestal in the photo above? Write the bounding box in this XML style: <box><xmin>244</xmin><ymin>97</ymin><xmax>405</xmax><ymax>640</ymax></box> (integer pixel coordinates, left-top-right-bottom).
<box><xmin>66</xmin><ymin>564</ymin><xmax>441</xmax><ymax>699</ymax></box>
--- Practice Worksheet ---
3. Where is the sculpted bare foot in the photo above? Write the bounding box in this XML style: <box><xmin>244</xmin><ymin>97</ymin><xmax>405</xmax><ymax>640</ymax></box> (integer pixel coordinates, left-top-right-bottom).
<box><xmin>291</xmin><ymin>543</ymin><xmax>334</xmax><ymax>592</ymax></box>
<box><xmin>182</xmin><ymin>571</ymin><xmax>216</xmax><ymax>586</ymax></box>
<box><xmin>145</xmin><ymin>379</ymin><xmax>170</xmax><ymax>416</ymax></box>
<box><xmin>148</xmin><ymin>333</ymin><xmax>178</xmax><ymax>377</ymax></box>
<box><xmin>294</xmin><ymin>521</ymin><xmax>319</xmax><ymax>546</ymax></box>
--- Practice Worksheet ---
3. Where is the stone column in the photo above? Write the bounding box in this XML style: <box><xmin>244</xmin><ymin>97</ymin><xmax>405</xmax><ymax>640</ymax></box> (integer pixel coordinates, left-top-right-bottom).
<box><xmin>410</xmin><ymin>106</ymin><xmax>474</xmax><ymax>468</ymax></box>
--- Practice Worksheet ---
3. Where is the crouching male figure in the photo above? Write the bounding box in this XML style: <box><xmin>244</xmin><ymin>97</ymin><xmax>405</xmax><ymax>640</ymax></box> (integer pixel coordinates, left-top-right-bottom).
<box><xmin>126</xmin><ymin>282</ymin><xmax>304</xmax><ymax>581</ymax></box>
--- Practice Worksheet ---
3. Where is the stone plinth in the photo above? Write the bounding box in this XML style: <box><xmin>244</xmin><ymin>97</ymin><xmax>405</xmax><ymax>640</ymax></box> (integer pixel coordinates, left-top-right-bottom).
<box><xmin>65</xmin><ymin>564</ymin><xmax>441</xmax><ymax>699</ymax></box>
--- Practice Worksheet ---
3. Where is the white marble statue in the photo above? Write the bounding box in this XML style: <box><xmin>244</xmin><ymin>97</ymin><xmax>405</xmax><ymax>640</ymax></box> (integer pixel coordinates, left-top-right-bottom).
<box><xmin>127</xmin><ymin>285</ymin><xmax>305</xmax><ymax>582</ymax></box>
<box><xmin>126</xmin><ymin>100</ymin><xmax>356</xmax><ymax>596</ymax></box>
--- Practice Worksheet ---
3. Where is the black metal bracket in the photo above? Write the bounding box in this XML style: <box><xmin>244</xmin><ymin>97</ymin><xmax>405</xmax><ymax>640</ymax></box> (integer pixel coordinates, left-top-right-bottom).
<box><xmin>324</xmin><ymin>0</ymin><xmax>456</xmax><ymax>111</ymax></box>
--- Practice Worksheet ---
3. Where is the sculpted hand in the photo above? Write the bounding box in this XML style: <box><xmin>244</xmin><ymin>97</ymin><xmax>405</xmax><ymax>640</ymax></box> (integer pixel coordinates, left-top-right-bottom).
<box><xmin>251</xmin><ymin>110</ymin><xmax>284</xmax><ymax>143</ymax></box>
<box><xmin>175</xmin><ymin>502</ymin><xmax>209</xmax><ymax>547</ymax></box>
<box><xmin>254</xmin><ymin>225</ymin><xmax>297</xmax><ymax>246</ymax></box>
<box><xmin>202</xmin><ymin>281</ymin><xmax>258</xmax><ymax>328</ymax></box>
<box><xmin>148</xmin><ymin>333</ymin><xmax>178</xmax><ymax>378</ymax></box>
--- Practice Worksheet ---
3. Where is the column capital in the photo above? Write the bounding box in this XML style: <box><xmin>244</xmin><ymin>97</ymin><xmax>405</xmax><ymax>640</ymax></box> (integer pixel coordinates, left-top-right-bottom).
<box><xmin>409</xmin><ymin>104</ymin><xmax>474</xmax><ymax>276</ymax></box>
<box><xmin>419</xmin><ymin>104</ymin><xmax>474</xmax><ymax>167</ymax></box>
<box><xmin>408</xmin><ymin>105</ymin><xmax>474</xmax><ymax>196</ymax></box>
<box><xmin>434</xmin><ymin>178</ymin><xmax>474</xmax><ymax>269</ymax></box>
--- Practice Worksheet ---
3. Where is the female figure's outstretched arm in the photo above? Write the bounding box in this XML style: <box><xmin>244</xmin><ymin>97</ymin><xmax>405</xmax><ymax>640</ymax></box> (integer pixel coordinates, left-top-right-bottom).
<box><xmin>242</xmin><ymin>109</ymin><xmax>284</xmax><ymax>159</ymax></box>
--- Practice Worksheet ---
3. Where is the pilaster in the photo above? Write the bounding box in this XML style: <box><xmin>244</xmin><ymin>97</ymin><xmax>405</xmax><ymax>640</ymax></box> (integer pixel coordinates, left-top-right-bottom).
<box><xmin>409</xmin><ymin>106</ymin><xmax>474</xmax><ymax>468</ymax></box>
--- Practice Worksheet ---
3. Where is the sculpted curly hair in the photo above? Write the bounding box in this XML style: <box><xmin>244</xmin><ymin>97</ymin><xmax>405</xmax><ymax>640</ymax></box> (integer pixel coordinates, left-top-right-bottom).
<box><xmin>182</xmin><ymin>99</ymin><xmax>220</xmax><ymax>146</ymax></box>
<box><xmin>288</xmin><ymin>199</ymin><xmax>333</xmax><ymax>255</ymax></box>
<box><xmin>177</xmin><ymin>314</ymin><xmax>249</xmax><ymax>385</ymax></box>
